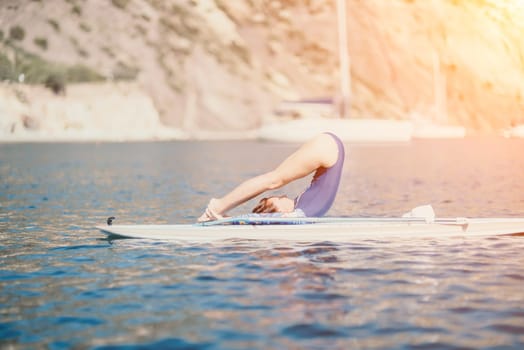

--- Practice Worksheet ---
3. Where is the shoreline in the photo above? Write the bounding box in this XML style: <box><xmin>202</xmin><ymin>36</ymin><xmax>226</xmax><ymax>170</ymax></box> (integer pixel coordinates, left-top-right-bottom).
<box><xmin>2</xmin><ymin>82</ymin><xmax>521</xmax><ymax>144</ymax></box>
<box><xmin>1</xmin><ymin>125</ymin><xmax>521</xmax><ymax>144</ymax></box>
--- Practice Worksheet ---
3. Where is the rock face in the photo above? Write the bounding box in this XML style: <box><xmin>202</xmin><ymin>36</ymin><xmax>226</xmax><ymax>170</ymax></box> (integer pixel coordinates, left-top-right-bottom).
<box><xmin>0</xmin><ymin>82</ymin><xmax>185</xmax><ymax>141</ymax></box>
<box><xmin>1</xmin><ymin>0</ymin><xmax>523</xmax><ymax>135</ymax></box>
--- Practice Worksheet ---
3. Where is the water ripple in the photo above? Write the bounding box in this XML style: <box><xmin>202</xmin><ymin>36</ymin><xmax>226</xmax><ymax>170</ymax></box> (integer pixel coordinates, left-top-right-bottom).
<box><xmin>282</xmin><ymin>323</ymin><xmax>347</xmax><ymax>338</ymax></box>
<box><xmin>2</xmin><ymin>140</ymin><xmax>524</xmax><ymax>349</ymax></box>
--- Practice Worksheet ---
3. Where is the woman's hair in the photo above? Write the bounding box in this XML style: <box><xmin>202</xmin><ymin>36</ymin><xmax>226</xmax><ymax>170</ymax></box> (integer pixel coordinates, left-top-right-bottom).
<box><xmin>252</xmin><ymin>197</ymin><xmax>278</xmax><ymax>213</ymax></box>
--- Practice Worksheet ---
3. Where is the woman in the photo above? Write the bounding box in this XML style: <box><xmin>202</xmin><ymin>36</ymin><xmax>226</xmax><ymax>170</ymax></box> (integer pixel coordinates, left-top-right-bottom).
<box><xmin>198</xmin><ymin>132</ymin><xmax>345</xmax><ymax>222</ymax></box>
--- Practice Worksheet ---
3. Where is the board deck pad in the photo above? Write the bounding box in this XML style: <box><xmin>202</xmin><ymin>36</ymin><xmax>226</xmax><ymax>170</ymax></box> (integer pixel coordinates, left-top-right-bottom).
<box><xmin>200</xmin><ymin>216</ymin><xmax>432</xmax><ymax>226</ymax></box>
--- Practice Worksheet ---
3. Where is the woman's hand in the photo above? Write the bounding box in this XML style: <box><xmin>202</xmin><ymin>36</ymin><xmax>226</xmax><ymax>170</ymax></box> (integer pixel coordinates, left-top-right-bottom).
<box><xmin>197</xmin><ymin>198</ymin><xmax>224</xmax><ymax>222</ymax></box>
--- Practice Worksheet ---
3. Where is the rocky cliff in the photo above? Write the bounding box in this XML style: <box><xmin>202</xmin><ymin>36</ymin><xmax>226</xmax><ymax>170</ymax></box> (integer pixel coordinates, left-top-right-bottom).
<box><xmin>1</xmin><ymin>0</ymin><xmax>523</xmax><ymax>137</ymax></box>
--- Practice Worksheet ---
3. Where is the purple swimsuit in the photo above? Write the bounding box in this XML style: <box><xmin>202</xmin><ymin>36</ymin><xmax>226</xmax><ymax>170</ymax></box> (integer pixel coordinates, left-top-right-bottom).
<box><xmin>294</xmin><ymin>132</ymin><xmax>345</xmax><ymax>217</ymax></box>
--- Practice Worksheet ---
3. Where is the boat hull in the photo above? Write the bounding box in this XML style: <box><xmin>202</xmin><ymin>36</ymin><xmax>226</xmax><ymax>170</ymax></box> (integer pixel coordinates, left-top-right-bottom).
<box><xmin>97</xmin><ymin>218</ymin><xmax>524</xmax><ymax>242</ymax></box>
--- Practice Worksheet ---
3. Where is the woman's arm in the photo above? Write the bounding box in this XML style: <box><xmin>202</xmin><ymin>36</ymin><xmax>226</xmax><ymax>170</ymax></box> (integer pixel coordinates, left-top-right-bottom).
<box><xmin>198</xmin><ymin>133</ymin><xmax>338</xmax><ymax>221</ymax></box>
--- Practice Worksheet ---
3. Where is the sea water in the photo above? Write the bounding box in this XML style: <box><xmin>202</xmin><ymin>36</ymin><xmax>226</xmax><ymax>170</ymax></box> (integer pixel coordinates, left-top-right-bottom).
<box><xmin>1</xmin><ymin>138</ymin><xmax>524</xmax><ymax>349</ymax></box>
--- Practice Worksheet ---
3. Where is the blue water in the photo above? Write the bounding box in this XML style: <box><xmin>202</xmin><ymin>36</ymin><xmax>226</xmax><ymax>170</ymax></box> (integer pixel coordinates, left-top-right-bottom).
<box><xmin>1</xmin><ymin>138</ymin><xmax>524</xmax><ymax>349</ymax></box>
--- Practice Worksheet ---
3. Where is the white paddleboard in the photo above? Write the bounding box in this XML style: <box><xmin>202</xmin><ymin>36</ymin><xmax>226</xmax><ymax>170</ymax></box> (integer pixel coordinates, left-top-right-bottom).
<box><xmin>97</xmin><ymin>217</ymin><xmax>524</xmax><ymax>242</ymax></box>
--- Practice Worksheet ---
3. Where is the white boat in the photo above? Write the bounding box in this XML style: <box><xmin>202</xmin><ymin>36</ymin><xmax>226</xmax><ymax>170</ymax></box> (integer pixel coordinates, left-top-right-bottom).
<box><xmin>503</xmin><ymin>124</ymin><xmax>524</xmax><ymax>138</ymax></box>
<box><xmin>97</xmin><ymin>216</ymin><xmax>524</xmax><ymax>242</ymax></box>
<box><xmin>257</xmin><ymin>118</ymin><xmax>413</xmax><ymax>143</ymax></box>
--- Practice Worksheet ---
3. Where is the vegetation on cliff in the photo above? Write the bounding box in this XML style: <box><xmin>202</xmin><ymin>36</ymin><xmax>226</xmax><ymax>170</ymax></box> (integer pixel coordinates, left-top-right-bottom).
<box><xmin>1</xmin><ymin>0</ymin><xmax>523</xmax><ymax>132</ymax></box>
<box><xmin>1</xmin><ymin>43</ymin><xmax>104</xmax><ymax>94</ymax></box>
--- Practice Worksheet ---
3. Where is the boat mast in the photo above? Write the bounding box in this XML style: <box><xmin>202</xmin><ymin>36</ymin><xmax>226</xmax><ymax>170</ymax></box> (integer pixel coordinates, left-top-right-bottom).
<box><xmin>336</xmin><ymin>0</ymin><xmax>351</xmax><ymax>119</ymax></box>
<box><xmin>431</xmin><ymin>0</ymin><xmax>447</xmax><ymax>125</ymax></box>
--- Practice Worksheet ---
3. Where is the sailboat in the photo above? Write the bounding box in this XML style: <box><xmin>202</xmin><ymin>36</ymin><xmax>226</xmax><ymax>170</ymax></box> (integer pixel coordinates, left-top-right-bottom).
<box><xmin>258</xmin><ymin>0</ymin><xmax>413</xmax><ymax>143</ymax></box>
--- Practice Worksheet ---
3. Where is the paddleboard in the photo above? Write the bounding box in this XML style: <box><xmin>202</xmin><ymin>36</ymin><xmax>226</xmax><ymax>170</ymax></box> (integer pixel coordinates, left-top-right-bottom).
<box><xmin>97</xmin><ymin>216</ymin><xmax>524</xmax><ymax>242</ymax></box>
